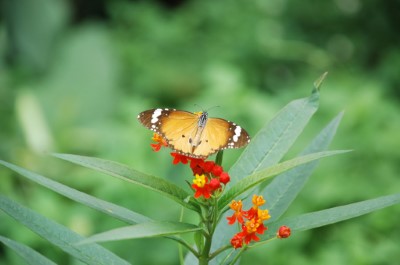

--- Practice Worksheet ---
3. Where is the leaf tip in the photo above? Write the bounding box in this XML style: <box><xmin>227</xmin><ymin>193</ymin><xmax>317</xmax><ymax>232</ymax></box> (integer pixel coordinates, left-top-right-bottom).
<box><xmin>313</xmin><ymin>72</ymin><xmax>328</xmax><ymax>93</ymax></box>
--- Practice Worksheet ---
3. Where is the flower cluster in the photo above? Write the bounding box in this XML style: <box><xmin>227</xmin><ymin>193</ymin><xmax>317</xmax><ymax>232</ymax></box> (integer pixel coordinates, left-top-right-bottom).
<box><xmin>227</xmin><ymin>195</ymin><xmax>271</xmax><ymax>249</ymax></box>
<box><xmin>171</xmin><ymin>152</ymin><xmax>230</xmax><ymax>199</ymax></box>
<box><xmin>150</xmin><ymin>133</ymin><xmax>230</xmax><ymax>199</ymax></box>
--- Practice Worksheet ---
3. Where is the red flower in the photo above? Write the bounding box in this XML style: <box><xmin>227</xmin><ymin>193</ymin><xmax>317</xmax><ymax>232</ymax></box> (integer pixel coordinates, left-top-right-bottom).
<box><xmin>192</xmin><ymin>184</ymin><xmax>212</xmax><ymax>199</ymax></box>
<box><xmin>190</xmin><ymin>158</ymin><xmax>205</xmax><ymax>175</ymax></box>
<box><xmin>171</xmin><ymin>153</ymin><xmax>189</xmax><ymax>165</ymax></box>
<box><xmin>202</xmin><ymin>161</ymin><xmax>215</xmax><ymax>173</ymax></box>
<box><xmin>219</xmin><ymin>172</ymin><xmax>230</xmax><ymax>184</ymax></box>
<box><xmin>230</xmin><ymin>233</ymin><xmax>244</xmax><ymax>249</ymax></box>
<box><xmin>192</xmin><ymin>174</ymin><xmax>212</xmax><ymax>199</ymax></box>
<box><xmin>277</xmin><ymin>225</ymin><xmax>291</xmax><ymax>239</ymax></box>
<box><xmin>209</xmin><ymin>178</ymin><xmax>221</xmax><ymax>190</ymax></box>
<box><xmin>211</xmin><ymin>165</ymin><xmax>223</xmax><ymax>177</ymax></box>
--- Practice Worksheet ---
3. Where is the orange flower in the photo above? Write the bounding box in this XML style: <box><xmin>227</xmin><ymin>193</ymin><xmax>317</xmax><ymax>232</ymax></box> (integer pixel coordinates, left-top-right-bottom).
<box><xmin>150</xmin><ymin>133</ymin><xmax>168</xmax><ymax>151</ymax></box>
<box><xmin>227</xmin><ymin>200</ymin><xmax>244</xmax><ymax>224</ymax></box>
<box><xmin>257</xmin><ymin>209</ymin><xmax>271</xmax><ymax>222</ymax></box>
<box><xmin>252</xmin><ymin>195</ymin><xmax>266</xmax><ymax>207</ymax></box>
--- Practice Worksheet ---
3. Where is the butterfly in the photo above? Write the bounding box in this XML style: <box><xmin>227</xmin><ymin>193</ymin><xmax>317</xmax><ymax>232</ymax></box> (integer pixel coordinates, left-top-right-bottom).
<box><xmin>137</xmin><ymin>108</ymin><xmax>250</xmax><ymax>158</ymax></box>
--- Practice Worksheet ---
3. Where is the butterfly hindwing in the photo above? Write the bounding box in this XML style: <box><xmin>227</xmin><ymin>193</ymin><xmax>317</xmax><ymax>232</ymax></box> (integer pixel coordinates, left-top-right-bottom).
<box><xmin>138</xmin><ymin>108</ymin><xmax>250</xmax><ymax>158</ymax></box>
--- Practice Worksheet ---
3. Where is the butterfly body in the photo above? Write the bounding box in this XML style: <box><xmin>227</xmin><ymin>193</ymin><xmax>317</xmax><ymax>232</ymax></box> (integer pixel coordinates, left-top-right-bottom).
<box><xmin>137</xmin><ymin>108</ymin><xmax>250</xmax><ymax>158</ymax></box>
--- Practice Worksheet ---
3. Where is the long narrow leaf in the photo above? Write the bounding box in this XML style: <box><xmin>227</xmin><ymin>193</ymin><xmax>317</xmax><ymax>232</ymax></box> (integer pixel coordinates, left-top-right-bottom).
<box><xmin>0</xmin><ymin>196</ymin><xmax>130</xmax><ymax>265</ymax></box>
<box><xmin>78</xmin><ymin>221</ymin><xmax>202</xmax><ymax>245</ymax></box>
<box><xmin>0</xmin><ymin>160</ymin><xmax>151</xmax><ymax>224</ymax></box>
<box><xmin>53</xmin><ymin>153</ymin><xmax>199</xmax><ymax>212</ymax></box>
<box><xmin>263</xmin><ymin>193</ymin><xmax>400</xmax><ymax>240</ymax></box>
<box><xmin>263</xmin><ymin>112</ymin><xmax>344</xmax><ymax>222</ymax></box>
<box><xmin>209</xmin><ymin>112</ymin><xmax>343</xmax><ymax>265</ymax></box>
<box><xmin>0</xmin><ymin>235</ymin><xmax>57</xmax><ymax>265</ymax></box>
<box><xmin>228</xmin><ymin>74</ymin><xmax>326</xmax><ymax>184</ymax></box>
<box><xmin>219</xmin><ymin>150</ymin><xmax>350</xmax><ymax>209</ymax></box>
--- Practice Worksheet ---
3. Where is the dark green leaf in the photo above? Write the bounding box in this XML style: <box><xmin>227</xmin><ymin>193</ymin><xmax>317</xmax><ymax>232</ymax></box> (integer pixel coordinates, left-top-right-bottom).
<box><xmin>53</xmin><ymin>153</ymin><xmax>199</xmax><ymax>212</ymax></box>
<box><xmin>0</xmin><ymin>160</ymin><xmax>151</xmax><ymax>224</ymax></box>
<box><xmin>0</xmin><ymin>196</ymin><xmax>130</xmax><ymax>265</ymax></box>
<box><xmin>0</xmin><ymin>235</ymin><xmax>57</xmax><ymax>265</ymax></box>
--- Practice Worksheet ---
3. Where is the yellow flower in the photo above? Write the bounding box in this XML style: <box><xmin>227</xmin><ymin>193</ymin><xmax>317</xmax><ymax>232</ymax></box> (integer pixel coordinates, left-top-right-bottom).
<box><xmin>193</xmin><ymin>174</ymin><xmax>207</xmax><ymax>188</ymax></box>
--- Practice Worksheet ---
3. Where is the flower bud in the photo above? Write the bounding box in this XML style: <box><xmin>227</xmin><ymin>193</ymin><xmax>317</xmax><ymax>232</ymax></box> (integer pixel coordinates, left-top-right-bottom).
<box><xmin>277</xmin><ymin>225</ymin><xmax>291</xmax><ymax>239</ymax></box>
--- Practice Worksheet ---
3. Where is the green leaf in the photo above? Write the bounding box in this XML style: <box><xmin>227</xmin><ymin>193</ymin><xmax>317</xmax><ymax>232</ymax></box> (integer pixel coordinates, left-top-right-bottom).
<box><xmin>228</xmin><ymin>77</ymin><xmax>324</xmax><ymax>184</ymax></box>
<box><xmin>263</xmin><ymin>193</ymin><xmax>400</xmax><ymax>240</ymax></box>
<box><xmin>0</xmin><ymin>195</ymin><xmax>130</xmax><ymax>265</ymax></box>
<box><xmin>78</xmin><ymin>221</ymin><xmax>202</xmax><ymax>245</ymax></box>
<box><xmin>0</xmin><ymin>235</ymin><xmax>57</xmax><ymax>265</ymax></box>
<box><xmin>53</xmin><ymin>153</ymin><xmax>199</xmax><ymax>212</ymax></box>
<box><xmin>263</xmin><ymin>112</ymin><xmax>344</xmax><ymax>222</ymax></box>
<box><xmin>0</xmin><ymin>160</ymin><xmax>151</xmax><ymax>224</ymax></box>
<box><xmin>220</xmin><ymin>150</ymin><xmax>350</xmax><ymax>209</ymax></box>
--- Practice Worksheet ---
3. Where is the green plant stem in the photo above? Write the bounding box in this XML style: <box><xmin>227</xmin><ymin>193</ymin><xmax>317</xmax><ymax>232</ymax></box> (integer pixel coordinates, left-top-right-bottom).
<box><xmin>178</xmin><ymin>207</ymin><xmax>185</xmax><ymax>265</ymax></box>
<box><xmin>209</xmin><ymin>244</ymin><xmax>232</xmax><ymax>260</ymax></box>
<box><xmin>227</xmin><ymin>245</ymin><xmax>247</xmax><ymax>265</ymax></box>
<box><xmin>198</xmin><ymin>197</ymin><xmax>219</xmax><ymax>264</ymax></box>
<box><xmin>168</xmin><ymin>236</ymin><xmax>199</xmax><ymax>257</ymax></box>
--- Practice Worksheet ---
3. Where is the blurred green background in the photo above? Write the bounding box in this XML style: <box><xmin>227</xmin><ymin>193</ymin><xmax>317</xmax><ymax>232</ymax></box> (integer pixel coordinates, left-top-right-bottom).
<box><xmin>1</xmin><ymin>0</ymin><xmax>399</xmax><ymax>264</ymax></box>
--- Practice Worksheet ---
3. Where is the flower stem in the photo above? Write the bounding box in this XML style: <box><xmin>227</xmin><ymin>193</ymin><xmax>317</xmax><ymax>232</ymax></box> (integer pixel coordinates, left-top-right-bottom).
<box><xmin>227</xmin><ymin>245</ymin><xmax>247</xmax><ymax>265</ymax></box>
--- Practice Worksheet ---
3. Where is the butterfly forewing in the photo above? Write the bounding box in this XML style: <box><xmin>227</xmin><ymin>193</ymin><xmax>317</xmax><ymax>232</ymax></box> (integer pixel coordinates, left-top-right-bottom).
<box><xmin>137</xmin><ymin>108</ymin><xmax>250</xmax><ymax>158</ymax></box>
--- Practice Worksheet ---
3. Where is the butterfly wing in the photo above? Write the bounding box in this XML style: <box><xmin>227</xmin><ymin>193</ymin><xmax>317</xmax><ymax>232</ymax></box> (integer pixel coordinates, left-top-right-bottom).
<box><xmin>138</xmin><ymin>108</ymin><xmax>201</xmax><ymax>155</ymax></box>
<box><xmin>191</xmin><ymin>117</ymin><xmax>250</xmax><ymax>157</ymax></box>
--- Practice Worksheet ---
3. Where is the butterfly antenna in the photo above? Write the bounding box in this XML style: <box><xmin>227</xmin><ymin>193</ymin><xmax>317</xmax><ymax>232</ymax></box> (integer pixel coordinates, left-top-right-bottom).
<box><xmin>193</xmin><ymin>104</ymin><xmax>220</xmax><ymax>113</ymax></box>
<box><xmin>194</xmin><ymin>104</ymin><xmax>206</xmax><ymax>112</ymax></box>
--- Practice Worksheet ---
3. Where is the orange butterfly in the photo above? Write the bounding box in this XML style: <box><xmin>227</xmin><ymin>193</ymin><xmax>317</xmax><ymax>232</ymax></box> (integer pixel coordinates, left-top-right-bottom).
<box><xmin>137</xmin><ymin>108</ymin><xmax>251</xmax><ymax>158</ymax></box>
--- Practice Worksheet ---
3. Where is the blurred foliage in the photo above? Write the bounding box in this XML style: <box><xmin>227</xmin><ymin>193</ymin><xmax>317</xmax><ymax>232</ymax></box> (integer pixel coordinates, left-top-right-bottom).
<box><xmin>0</xmin><ymin>0</ymin><xmax>399</xmax><ymax>264</ymax></box>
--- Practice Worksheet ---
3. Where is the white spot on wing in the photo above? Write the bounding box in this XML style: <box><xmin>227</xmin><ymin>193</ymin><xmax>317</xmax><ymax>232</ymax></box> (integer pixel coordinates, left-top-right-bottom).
<box><xmin>233</xmin><ymin>126</ymin><xmax>242</xmax><ymax>142</ymax></box>
<box><xmin>151</xmin><ymin>108</ymin><xmax>162</xmax><ymax>123</ymax></box>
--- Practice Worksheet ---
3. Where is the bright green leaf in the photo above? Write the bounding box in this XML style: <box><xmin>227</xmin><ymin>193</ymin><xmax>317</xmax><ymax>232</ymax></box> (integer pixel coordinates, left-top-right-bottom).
<box><xmin>52</xmin><ymin>153</ymin><xmax>199</xmax><ymax>212</ymax></box>
<box><xmin>0</xmin><ymin>195</ymin><xmax>130</xmax><ymax>265</ymax></box>
<box><xmin>78</xmin><ymin>221</ymin><xmax>202</xmax><ymax>245</ymax></box>
<box><xmin>228</xmin><ymin>79</ymin><xmax>323</xmax><ymax>184</ymax></box>
<box><xmin>0</xmin><ymin>160</ymin><xmax>151</xmax><ymax>224</ymax></box>
<box><xmin>264</xmin><ymin>112</ymin><xmax>344</xmax><ymax>222</ymax></box>
<box><xmin>0</xmin><ymin>235</ymin><xmax>57</xmax><ymax>265</ymax></box>
<box><xmin>263</xmin><ymin>193</ymin><xmax>400</xmax><ymax>240</ymax></box>
<box><xmin>220</xmin><ymin>150</ymin><xmax>350</xmax><ymax>209</ymax></box>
